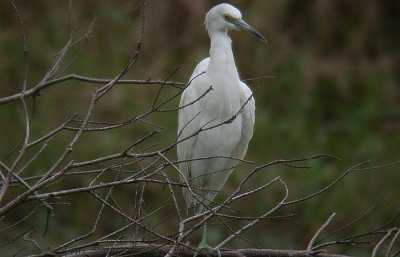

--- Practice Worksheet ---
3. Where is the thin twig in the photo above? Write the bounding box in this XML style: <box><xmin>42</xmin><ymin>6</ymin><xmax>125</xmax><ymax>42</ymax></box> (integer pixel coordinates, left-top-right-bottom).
<box><xmin>386</xmin><ymin>228</ymin><xmax>400</xmax><ymax>257</ymax></box>
<box><xmin>372</xmin><ymin>228</ymin><xmax>395</xmax><ymax>257</ymax></box>
<box><xmin>307</xmin><ymin>213</ymin><xmax>336</xmax><ymax>251</ymax></box>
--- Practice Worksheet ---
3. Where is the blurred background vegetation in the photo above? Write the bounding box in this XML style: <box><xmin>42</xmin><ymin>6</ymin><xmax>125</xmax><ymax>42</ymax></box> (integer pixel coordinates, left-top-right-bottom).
<box><xmin>0</xmin><ymin>0</ymin><xmax>399</xmax><ymax>256</ymax></box>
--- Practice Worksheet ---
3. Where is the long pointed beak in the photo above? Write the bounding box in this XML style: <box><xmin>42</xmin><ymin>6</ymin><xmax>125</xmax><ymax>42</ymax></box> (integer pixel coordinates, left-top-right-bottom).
<box><xmin>233</xmin><ymin>18</ymin><xmax>267</xmax><ymax>43</ymax></box>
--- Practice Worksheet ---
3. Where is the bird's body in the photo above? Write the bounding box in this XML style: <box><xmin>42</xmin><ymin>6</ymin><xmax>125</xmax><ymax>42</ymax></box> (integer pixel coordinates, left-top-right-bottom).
<box><xmin>178</xmin><ymin>57</ymin><xmax>254</xmax><ymax>213</ymax></box>
<box><xmin>177</xmin><ymin>3</ymin><xmax>265</xmax><ymax>214</ymax></box>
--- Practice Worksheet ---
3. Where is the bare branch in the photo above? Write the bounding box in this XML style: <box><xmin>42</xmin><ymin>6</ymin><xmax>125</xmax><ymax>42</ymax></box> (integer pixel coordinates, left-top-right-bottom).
<box><xmin>372</xmin><ymin>228</ymin><xmax>395</xmax><ymax>257</ymax></box>
<box><xmin>386</xmin><ymin>228</ymin><xmax>400</xmax><ymax>257</ymax></box>
<box><xmin>308</xmin><ymin>213</ymin><xmax>336</xmax><ymax>251</ymax></box>
<box><xmin>0</xmin><ymin>1</ymin><xmax>31</xmax><ymax>205</ymax></box>
<box><xmin>59</xmin><ymin>243</ymin><xmax>351</xmax><ymax>257</ymax></box>
<box><xmin>0</xmin><ymin>75</ymin><xmax>185</xmax><ymax>105</ymax></box>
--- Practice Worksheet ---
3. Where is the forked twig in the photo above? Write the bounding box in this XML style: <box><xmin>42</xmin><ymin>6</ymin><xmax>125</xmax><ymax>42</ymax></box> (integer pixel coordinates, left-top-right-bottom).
<box><xmin>308</xmin><ymin>213</ymin><xmax>336</xmax><ymax>251</ymax></box>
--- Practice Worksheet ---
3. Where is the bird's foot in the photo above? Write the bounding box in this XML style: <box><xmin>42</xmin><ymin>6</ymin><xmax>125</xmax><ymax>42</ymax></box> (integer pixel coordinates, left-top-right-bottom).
<box><xmin>193</xmin><ymin>242</ymin><xmax>221</xmax><ymax>257</ymax></box>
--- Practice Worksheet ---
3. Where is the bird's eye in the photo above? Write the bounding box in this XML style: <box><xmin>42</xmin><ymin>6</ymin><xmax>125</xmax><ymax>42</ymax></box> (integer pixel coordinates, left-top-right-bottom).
<box><xmin>223</xmin><ymin>14</ymin><xmax>230</xmax><ymax>20</ymax></box>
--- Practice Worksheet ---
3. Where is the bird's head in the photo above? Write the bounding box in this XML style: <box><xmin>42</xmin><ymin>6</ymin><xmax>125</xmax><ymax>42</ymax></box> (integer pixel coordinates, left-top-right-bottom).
<box><xmin>205</xmin><ymin>3</ymin><xmax>267</xmax><ymax>42</ymax></box>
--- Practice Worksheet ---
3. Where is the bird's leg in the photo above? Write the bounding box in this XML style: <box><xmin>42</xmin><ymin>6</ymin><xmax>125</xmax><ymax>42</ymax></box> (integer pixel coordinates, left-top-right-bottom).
<box><xmin>199</xmin><ymin>221</ymin><xmax>209</xmax><ymax>247</ymax></box>
<box><xmin>194</xmin><ymin>222</ymin><xmax>221</xmax><ymax>257</ymax></box>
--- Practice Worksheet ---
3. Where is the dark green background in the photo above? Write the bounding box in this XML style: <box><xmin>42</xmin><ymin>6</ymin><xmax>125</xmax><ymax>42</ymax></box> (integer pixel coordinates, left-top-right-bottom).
<box><xmin>0</xmin><ymin>1</ymin><xmax>399</xmax><ymax>256</ymax></box>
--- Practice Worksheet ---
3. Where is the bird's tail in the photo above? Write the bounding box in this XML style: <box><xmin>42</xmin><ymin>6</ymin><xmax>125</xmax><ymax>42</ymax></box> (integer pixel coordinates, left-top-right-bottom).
<box><xmin>182</xmin><ymin>186</ymin><xmax>208</xmax><ymax>215</ymax></box>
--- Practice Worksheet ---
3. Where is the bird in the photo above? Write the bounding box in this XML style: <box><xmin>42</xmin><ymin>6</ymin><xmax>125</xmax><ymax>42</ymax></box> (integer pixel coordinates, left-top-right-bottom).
<box><xmin>177</xmin><ymin>3</ymin><xmax>266</xmax><ymax>253</ymax></box>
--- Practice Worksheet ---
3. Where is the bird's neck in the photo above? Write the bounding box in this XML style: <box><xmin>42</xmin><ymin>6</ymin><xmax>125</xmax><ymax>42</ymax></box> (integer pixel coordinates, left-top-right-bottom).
<box><xmin>208</xmin><ymin>31</ymin><xmax>239</xmax><ymax>80</ymax></box>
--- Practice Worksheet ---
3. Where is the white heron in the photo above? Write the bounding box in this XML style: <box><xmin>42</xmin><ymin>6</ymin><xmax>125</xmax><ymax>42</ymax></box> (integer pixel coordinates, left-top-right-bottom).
<box><xmin>177</xmin><ymin>3</ymin><xmax>266</xmax><ymax>252</ymax></box>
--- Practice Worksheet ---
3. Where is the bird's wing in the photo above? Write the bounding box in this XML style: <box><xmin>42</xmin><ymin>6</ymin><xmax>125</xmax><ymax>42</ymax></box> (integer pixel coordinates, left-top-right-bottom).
<box><xmin>225</xmin><ymin>82</ymin><xmax>255</xmax><ymax>167</ymax></box>
<box><xmin>237</xmin><ymin>81</ymin><xmax>256</xmax><ymax>153</ymax></box>
<box><xmin>177</xmin><ymin>58</ymin><xmax>210</xmax><ymax>209</ymax></box>
<box><xmin>194</xmin><ymin>81</ymin><xmax>255</xmax><ymax>212</ymax></box>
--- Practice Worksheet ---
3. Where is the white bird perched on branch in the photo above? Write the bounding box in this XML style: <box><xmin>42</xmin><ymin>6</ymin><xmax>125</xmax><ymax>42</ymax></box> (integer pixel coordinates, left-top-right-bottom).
<box><xmin>177</xmin><ymin>3</ymin><xmax>266</xmax><ymax>252</ymax></box>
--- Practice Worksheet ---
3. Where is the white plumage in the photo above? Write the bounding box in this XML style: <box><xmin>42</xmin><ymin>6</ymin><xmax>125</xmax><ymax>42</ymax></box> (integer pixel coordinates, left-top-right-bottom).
<box><xmin>177</xmin><ymin>3</ymin><xmax>266</xmax><ymax>215</ymax></box>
